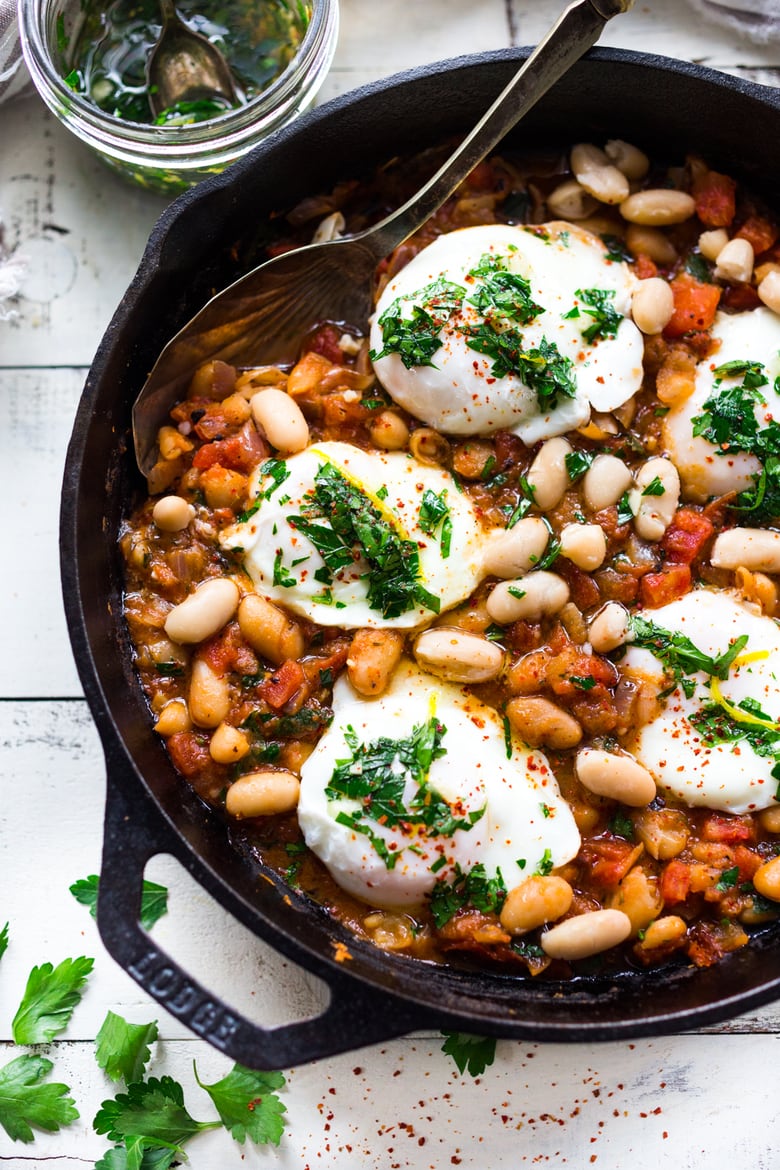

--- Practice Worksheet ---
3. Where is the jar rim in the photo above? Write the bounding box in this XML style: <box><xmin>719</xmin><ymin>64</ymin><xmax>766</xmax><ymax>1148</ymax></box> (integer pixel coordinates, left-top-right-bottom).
<box><xmin>19</xmin><ymin>0</ymin><xmax>337</xmax><ymax>162</ymax></box>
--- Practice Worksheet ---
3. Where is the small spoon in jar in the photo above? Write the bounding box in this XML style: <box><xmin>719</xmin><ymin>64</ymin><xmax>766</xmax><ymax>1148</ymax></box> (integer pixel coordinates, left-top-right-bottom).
<box><xmin>146</xmin><ymin>0</ymin><xmax>239</xmax><ymax>121</ymax></box>
<box><xmin>133</xmin><ymin>0</ymin><xmax>633</xmax><ymax>477</ymax></box>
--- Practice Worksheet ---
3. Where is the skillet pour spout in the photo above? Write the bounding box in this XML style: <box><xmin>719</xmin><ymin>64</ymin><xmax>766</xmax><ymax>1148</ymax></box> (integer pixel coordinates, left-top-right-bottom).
<box><xmin>61</xmin><ymin>46</ymin><xmax>780</xmax><ymax>1069</ymax></box>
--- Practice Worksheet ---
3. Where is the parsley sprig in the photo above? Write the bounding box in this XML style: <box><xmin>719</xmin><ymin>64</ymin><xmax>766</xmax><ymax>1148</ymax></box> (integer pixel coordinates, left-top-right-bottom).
<box><xmin>565</xmin><ymin>287</ymin><xmax>623</xmax><ymax>343</ymax></box>
<box><xmin>290</xmin><ymin>461</ymin><xmax>440</xmax><ymax>618</ymax></box>
<box><xmin>70</xmin><ymin>874</ymin><xmax>169</xmax><ymax>931</ymax></box>
<box><xmin>464</xmin><ymin>325</ymin><xmax>577</xmax><ymax>411</ymax></box>
<box><xmin>370</xmin><ymin>277</ymin><xmax>465</xmax><ymax>368</ymax></box>
<box><xmin>440</xmin><ymin>1032</ymin><xmax>497</xmax><ymax>1077</ymax></box>
<box><xmin>0</xmin><ymin>1055</ymin><xmax>79</xmax><ymax>1144</ymax></box>
<box><xmin>466</xmin><ymin>263</ymin><xmax>543</xmax><ymax>325</ymax></box>
<box><xmin>12</xmin><ymin>956</ymin><xmax>94</xmax><ymax>1045</ymax></box>
<box><xmin>429</xmin><ymin>862</ymin><xmax>507</xmax><ymax>927</ymax></box>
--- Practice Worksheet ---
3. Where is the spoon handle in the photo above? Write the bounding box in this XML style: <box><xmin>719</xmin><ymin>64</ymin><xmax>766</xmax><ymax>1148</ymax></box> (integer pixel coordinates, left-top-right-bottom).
<box><xmin>358</xmin><ymin>0</ymin><xmax>634</xmax><ymax>262</ymax></box>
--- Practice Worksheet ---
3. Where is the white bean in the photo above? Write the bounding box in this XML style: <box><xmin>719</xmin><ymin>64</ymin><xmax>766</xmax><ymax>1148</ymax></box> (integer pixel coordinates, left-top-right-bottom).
<box><xmin>225</xmin><ymin>769</ymin><xmax>300</xmax><ymax>818</ymax></box>
<box><xmin>369</xmin><ymin>410</ymin><xmax>409</xmax><ymax>451</ymax></box>
<box><xmin>238</xmin><ymin>593</ymin><xmax>304</xmax><ymax>664</ymax></box>
<box><xmin>250</xmin><ymin>388</ymin><xmax>309</xmax><ymax>453</ymax></box>
<box><xmin>630</xmin><ymin>457</ymin><xmax>680</xmax><ymax>541</ymax></box>
<box><xmin>188</xmin><ymin>657</ymin><xmax>230</xmax><ymax>728</ymax></box>
<box><xmin>604</xmin><ymin>139</ymin><xmax>649</xmax><ymax>181</ymax></box>
<box><xmin>165</xmin><ymin>577</ymin><xmax>240</xmax><ymax>644</ymax></box>
<box><xmin>620</xmin><ymin>189</ymin><xmax>696</xmax><ymax>226</ymax></box>
<box><xmin>575</xmin><ymin>747</ymin><xmax>657</xmax><ymax>807</ymax></box>
<box><xmin>559</xmin><ymin>523</ymin><xmax>607</xmax><ymax>571</ymax></box>
<box><xmin>209</xmin><ymin>722</ymin><xmax>250</xmax><ymax>764</ymax></box>
<box><xmin>582</xmin><ymin>454</ymin><xmax>633</xmax><ymax>512</ymax></box>
<box><xmin>547</xmin><ymin>179</ymin><xmax>598</xmax><ymax>220</ymax></box>
<box><xmin>631</xmin><ymin>277</ymin><xmax>674</xmax><ymax>335</ymax></box>
<box><xmin>541</xmin><ymin>908</ymin><xmax>632</xmax><ymax>960</ymax></box>
<box><xmin>714</xmin><ymin>238</ymin><xmax>754</xmax><ymax>284</ymax></box>
<box><xmin>153</xmin><ymin>699</ymin><xmax>191</xmax><ymax>736</ymax></box>
<box><xmin>758</xmin><ymin>269</ymin><xmax>780</xmax><ymax>315</ymax></box>
<box><xmin>482</xmin><ymin>518</ymin><xmax>550</xmax><ymax>578</ymax></box>
<box><xmin>486</xmin><ymin>572</ymin><xmax>570</xmax><ymax>624</ymax></box>
<box><xmin>699</xmin><ymin>228</ymin><xmax>729</xmax><ymax>261</ymax></box>
<box><xmin>711</xmin><ymin>527</ymin><xmax>780</xmax><ymax>573</ymax></box>
<box><xmin>152</xmin><ymin>495</ymin><xmax>195</xmax><ymax>532</ymax></box>
<box><xmin>625</xmin><ymin>224</ymin><xmax>677</xmax><ymax>266</ymax></box>
<box><xmin>588</xmin><ymin>602</ymin><xmax>630</xmax><ymax>653</ymax></box>
<box><xmin>526</xmin><ymin>436</ymin><xmax>572</xmax><ymax>510</ymax></box>
<box><xmin>413</xmin><ymin>628</ymin><xmax>504</xmax><ymax>683</ymax></box>
<box><xmin>570</xmin><ymin>142</ymin><xmax>629</xmax><ymax>204</ymax></box>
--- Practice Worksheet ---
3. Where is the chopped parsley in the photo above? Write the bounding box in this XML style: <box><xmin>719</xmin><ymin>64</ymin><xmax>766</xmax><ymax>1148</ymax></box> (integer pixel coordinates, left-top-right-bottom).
<box><xmin>565</xmin><ymin>449</ymin><xmax>594</xmax><ymax>482</ymax></box>
<box><xmin>503</xmin><ymin>715</ymin><xmax>513</xmax><ymax>760</ymax></box>
<box><xmin>616</xmin><ymin>492</ymin><xmax>635</xmax><ymax>524</ymax></box>
<box><xmin>272</xmin><ymin>549</ymin><xmax>297</xmax><ymax>588</ymax></box>
<box><xmin>535</xmin><ymin>848</ymin><xmax>553</xmax><ymax>877</ymax></box>
<box><xmin>601</xmin><ymin>233</ymin><xmax>633</xmax><ymax>263</ymax></box>
<box><xmin>608</xmin><ymin>809</ymin><xmax>634</xmax><ymax>840</ymax></box>
<box><xmin>429</xmin><ymin>862</ymin><xmax>507</xmax><ymax>928</ymax></box>
<box><xmin>326</xmin><ymin>718</ymin><xmax>485</xmax><ymax>870</ymax></box>
<box><xmin>566</xmin><ymin>287</ymin><xmax>622</xmax><ymax>343</ymax></box>
<box><xmin>690</xmin><ymin>696</ymin><xmax>780</xmax><ymax>780</ymax></box>
<box><xmin>465</xmin><ymin>326</ymin><xmax>577</xmax><ymax>412</ymax></box>
<box><xmin>641</xmin><ymin>476</ymin><xmax>666</xmax><ymax>497</ymax></box>
<box><xmin>467</xmin><ymin>266</ymin><xmax>543</xmax><ymax>325</ymax></box>
<box><xmin>289</xmin><ymin>461</ymin><xmax>439</xmax><ymax>619</ymax></box>
<box><xmin>569</xmin><ymin>675</ymin><xmax>596</xmax><ymax>691</ymax></box>
<box><xmin>629</xmin><ymin>615</ymin><xmax>748</xmax><ymax>697</ymax></box>
<box><xmin>716</xmin><ymin>865</ymin><xmax>740</xmax><ymax>891</ymax></box>
<box><xmin>370</xmin><ymin>277</ymin><xmax>465</xmax><ymax>368</ymax></box>
<box><xmin>418</xmin><ymin>488</ymin><xmax>452</xmax><ymax>557</ymax></box>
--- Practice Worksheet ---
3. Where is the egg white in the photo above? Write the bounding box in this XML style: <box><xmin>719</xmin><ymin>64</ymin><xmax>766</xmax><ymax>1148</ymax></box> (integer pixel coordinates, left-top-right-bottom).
<box><xmin>662</xmin><ymin>307</ymin><xmax>780</xmax><ymax>502</ymax></box>
<box><xmin>297</xmin><ymin>659</ymin><xmax>581</xmax><ymax>909</ymax></box>
<box><xmin>220</xmin><ymin>440</ymin><xmax>486</xmax><ymax>628</ymax></box>
<box><xmin>370</xmin><ymin>222</ymin><xmax>644</xmax><ymax>443</ymax></box>
<box><xmin>624</xmin><ymin>589</ymin><xmax>780</xmax><ymax>814</ymax></box>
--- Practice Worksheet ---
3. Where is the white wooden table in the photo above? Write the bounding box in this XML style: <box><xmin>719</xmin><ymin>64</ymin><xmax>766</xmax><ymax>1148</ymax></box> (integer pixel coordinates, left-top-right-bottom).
<box><xmin>3</xmin><ymin>2</ymin><xmax>780</xmax><ymax>1166</ymax></box>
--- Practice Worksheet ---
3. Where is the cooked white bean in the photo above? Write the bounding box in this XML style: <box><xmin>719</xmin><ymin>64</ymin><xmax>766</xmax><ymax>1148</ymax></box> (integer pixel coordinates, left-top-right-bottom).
<box><xmin>500</xmin><ymin>875</ymin><xmax>573</xmax><ymax>934</ymax></box>
<box><xmin>165</xmin><ymin>577</ymin><xmax>240</xmax><ymax>644</ymax></box>
<box><xmin>413</xmin><ymin>628</ymin><xmax>504</xmax><ymax>683</ymax></box>
<box><xmin>604</xmin><ymin>139</ymin><xmax>649</xmax><ymax>181</ymax></box>
<box><xmin>188</xmin><ymin>657</ymin><xmax>230</xmax><ymax>728</ymax></box>
<box><xmin>619</xmin><ymin>189</ymin><xmax>696</xmax><ymax>226</ymax></box>
<box><xmin>714</xmin><ymin>237</ymin><xmax>754</xmax><ymax>284</ymax></box>
<box><xmin>570</xmin><ymin>142</ymin><xmax>629</xmax><ymax>204</ymax></box>
<box><xmin>711</xmin><ymin>527</ymin><xmax>780</xmax><ymax>573</ymax></box>
<box><xmin>348</xmin><ymin>628</ymin><xmax>404</xmax><ymax>695</ymax></box>
<box><xmin>505</xmin><ymin>695</ymin><xmax>582</xmax><ymax>750</ymax></box>
<box><xmin>486</xmin><ymin>572</ymin><xmax>570</xmax><ymax>624</ymax></box>
<box><xmin>526</xmin><ymin>436</ymin><xmax>572</xmax><ymax>510</ymax></box>
<box><xmin>225</xmin><ymin>769</ymin><xmax>300</xmax><ymax>818</ymax></box>
<box><xmin>755</xmin><ymin>261</ymin><xmax>780</xmax><ymax>285</ymax></box>
<box><xmin>368</xmin><ymin>410</ymin><xmax>409</xmax><ymax>451</ymax></box>
<box><xmin>758</xmin><ymin>269</ymin><xmax>780</xmax><ymax>315</ymax></box>
<box><xmin>152</xmin><ymin>495</ymin><xmax>195</xmax><ymax>532</ymax></box>
<box><xmin>630</xmin><ymin>457</ymin><xmax>680</xmax><ymax>541</ymax></box>
<box><xmin>631</xmin><ymin>277</ymin><xmax>674</xmax><ymax>335</ymax></box>
<box><xmin>250</xmin><ymin>388</ymin><xmax>309</xmax><ymax>453</ymax></box>
<box><xmin>482</xmin><ymin>518</ymin><xmax>550</xmax><ymax>578</ymax></box>
<box><xmin>753</xmin><ymin>856</ymin><xmax>780</xmax><ymax>901</ymax></box>
<box><xmin>699</xmin><ymin>228</ymin><xmax>729</xmax><ymax>261</ymax></box>
<box><xmin>588</xmin><ymin>601</ymin><xmax>630</xmax><ymax>653</ymax></box>
<box><xmin>209</xmin><ymin>722</ymin><xmax>250</xmax><ymax>764</ymax></box>
<box><xmin>547</xmin><ymin>179</ymin><xmax>598</xmax><ymax>220</ymax></box>
<box><xmin>541</xmin><ymin>908</ymin><xmax>632</xmax><ymax>960</ymax></box>
<box><xmin>238</xmin><ymin>593</ymin><xmax>304</xmax><ymax>664</ymax></box>
<box><xmin>311</xmin><ymin>210</ymin><xmax>345</xmax><ymax>243</ymax></box>
<box><xmin>575</xmin><ymin>747</ymin><xmax>657</xmax><ymax>807</ymax></box>
<box><xmin>559</xmin><ymin>523</ymin><xmax>607</xmax><ymax>571</ymax></box>
<box><xmin>582</xmin><ymin>453</ymin><xmax>633</xmax><ymax>512</ymax></box>
<box><xmin>153</xmin><ymin>698</ymin><xmax>191</xmax><ymax>737</ymax></box>
<box><xmin>625</xmin><ymin>224</ymin><xmax>677</xmax><ymax>266</ymax></box>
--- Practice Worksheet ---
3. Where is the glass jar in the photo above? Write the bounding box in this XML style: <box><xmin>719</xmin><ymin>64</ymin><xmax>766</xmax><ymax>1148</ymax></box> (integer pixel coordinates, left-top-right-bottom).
<box><xmin>19</xmin><ymin>0</ymin><xmax>339</xmax><ymax>196</ymax></box>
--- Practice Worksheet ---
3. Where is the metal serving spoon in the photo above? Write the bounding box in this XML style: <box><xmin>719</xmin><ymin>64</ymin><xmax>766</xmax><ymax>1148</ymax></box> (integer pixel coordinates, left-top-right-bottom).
<box><xmin>133</xmin><ymin>0</ymin><xmax>633</xmax><ymax>476</ymax></box>
<box><xmin>146</xmin><ymin>0</ymin><xmax>239</xmax><ymax>120</ymax></box>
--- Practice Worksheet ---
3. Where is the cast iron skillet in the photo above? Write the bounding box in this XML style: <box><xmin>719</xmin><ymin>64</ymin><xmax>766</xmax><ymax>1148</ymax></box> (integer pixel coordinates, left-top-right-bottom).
<box><xmin>61</xmin><ymin>47</ymin><xmax>780</xmax><ymax>1070</ymax></box>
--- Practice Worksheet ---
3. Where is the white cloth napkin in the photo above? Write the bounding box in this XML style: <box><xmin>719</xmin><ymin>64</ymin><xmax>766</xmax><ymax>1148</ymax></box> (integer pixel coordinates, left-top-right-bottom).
<box><xmin>687</xmin><ymin>0</ymin><xmax>780</xmax><ymax>43</ymax></box>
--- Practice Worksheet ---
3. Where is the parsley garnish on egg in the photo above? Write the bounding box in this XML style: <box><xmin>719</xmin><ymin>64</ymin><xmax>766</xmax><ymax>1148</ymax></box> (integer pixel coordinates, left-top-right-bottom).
<box><xmin>369</xmin><ymin>276</ymin><xmax>465</xmax><ymax>368</ymax></box>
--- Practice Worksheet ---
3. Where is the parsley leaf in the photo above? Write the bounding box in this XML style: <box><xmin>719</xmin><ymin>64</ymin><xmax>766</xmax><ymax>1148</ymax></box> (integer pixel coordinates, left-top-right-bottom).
<box><xmin>629</xmin><ymin>616</ymin><xmax>748</xmax><ymax>690</ymax></box>
<box><xmin>96</xmin><ymin>1012</ymin><xmax>159</xmax><ymax>1085</ymax></box>
<box><xmin>690</xmin><ymin>697</ymin><xmax>780</xmax><ymax>767</ymax></box>
<box><xmin>467</xmin><ymin>265</ymin><xmax>543</xmax><ymax>325</ymax></box>
<box><xmin>94</xmin><ymin>1145</ymin><xmax>177</xmax><ymax>1170</ymax></box>
<box><xmin>70</xmin><ymin>875</ymin><xmax>169</xmax><ymax>931</ymax></box>
<box><xmin>440</xmin><ymin>1032</ymin><xmax>497</xmax><ymax>1077</ymax></box>
<box><xmin>12</xmin><ymin>956</ymin><xmax>94</xmax><ymax>1045</ymax></box>
<box><xmin>464</xmin><ymin>326</ymin><xmax>576</xmax><ymax>411</ymax></box>
<box><xmin>429</xmin><ymin>862</ymin><xmax>506</xmax><ymax>927</ymax></box>
<box><xmin>418</xmin><ymin>488</ymin><xmax>452</xmax><ymax>557</ymax></box>
<box><xmin>0</xmin><ymin>1055</ymin><xmax>79</xmax><ymax>1144</ymax></box>
<box><xmin>572</xmin><ymin>287</ymin><xmax>622</xmax><ymax>343</ymax></box>
<box><xmin>565</xmin><ymin>449</ymin><xmax>594</xmax><ymax>482</ymax></box>
<box><xmin>641</xmin><ymin>476</ymin><xmax>666</xmax><ymax>497</ymax></box>
<box><xmin>535</xmin><ymin>848</ymin><xmax>553</xmax><ymax>876</ymax></box>
<box><xmin>93</xmin><ymin>1076</ymin><xmax>219</xmax><ymax>1152</ymax></box>
<box><xmin>272</xmin><ymin>549</ymin><xmax>297</xmax><ymax>588</ymax></box>
<box><xmin>0</xmin><ymin>921</ymin><xmax>7</xmax><ymax>962</ymax></box>
<box><xmin>370</xmin><ymin>277</ymin><xmax>465</xmax><ymax>368</ymax></box>
<box><xmin>193</xmin><ymin>1062</ymin><xmax>287</xmax><ymax>1145</ymax></box>
<box><xmin>716</xmin><ymin>865</ymin><xmax>740</xmax><ymax>891</ymax></box>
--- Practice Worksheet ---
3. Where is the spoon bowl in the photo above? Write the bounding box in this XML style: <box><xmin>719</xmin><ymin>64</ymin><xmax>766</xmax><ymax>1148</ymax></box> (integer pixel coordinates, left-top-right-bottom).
<box><xmin>133</xmin><ymin>0</ymin><xmax>633</xmax><ymax>476</ymax></box>
<box><xmin>146</xmin><ymin>0</ymin><xmax>239</xmax><ymax>121</ymax></box>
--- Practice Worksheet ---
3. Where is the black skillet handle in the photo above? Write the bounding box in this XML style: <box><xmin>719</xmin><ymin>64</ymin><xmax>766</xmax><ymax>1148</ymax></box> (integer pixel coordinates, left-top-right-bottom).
<box><xmin>97</xmin><ymin>754</ymin><xmax>428</xmax><ymax>1069</ymax></box>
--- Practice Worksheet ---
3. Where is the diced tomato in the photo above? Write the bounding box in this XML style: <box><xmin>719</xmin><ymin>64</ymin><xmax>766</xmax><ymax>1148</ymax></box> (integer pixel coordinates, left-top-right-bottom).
<box><xmin>664</xmin><ymin>273</ymin><xmax>721</xmax><ymax>338</ymax></box>
<box><xmin>693</xmin><ymin>170</ymin><xmax>736</xmax><ymax>228</ymax></box>
<box><xmin>661</xmin><ymin>508</ymin><xmax>714</xmax><ymax>564</ymax></box>
<box><xmin>687</xmin><ymin>920</ymin><xmax>748</xmax><ymax>967</ymax></box>
<box><xmin>200</xmin><ymin>624</ymin><xmax>258</xmax><ymax>677</ymax></box>
<box><xmin>661</xmin><ymin>859</ymin><xmax>691</xmax><ymax>905</ymax></box>
<box><xmin>640</xmin><ymin>563</ymin><xmax>692</xmax><ymax>607</ymax></box>
<box><xmin>555</xmin><ymin>560</ymin><xmax>601</xmax><ymax>610</ymax></box>
<box><xmin>259</xmin><ymin>659</ymin><xmax>307</xmax><ymax>711</ymax></box>
<box><xmin>734</xmin><ymin>844</ymin><xmax>763</xmax><ymax>883</ymax></box>
<box><xmin>632</xmin><ymin>253</ymin><xmax>658</xmax><ymax>280</ymax></box>
<box><xmin>466</xmin><ymin>160</ymin><xmax>497</xmax><ymax>191</ymax></box>
<box><xmin>305</xmin><ymin>323</ymin><xmax>345</xmax><ymax>365</ymax></box>
<box><xmin>192</xmin><ymin>420</ymin><xmax>268</xmax><ymax>472</ymax></box>
<box><xmin>701</xmin><ymin>813</ymin><xmax>755</xmax><ymax>844</ymax></box>
<box><xmin>167</xmin><ymin>731</ymin><xmax>211</xmax><ymax>778</ymax></box>
<box><xmin>578</xmin><ymin>837</ymin><xmax>639</xmax><ymax>889</ymax></box>
<box><xmin>735</xmin><ymin>214</ymin><xmax>778</xmax><ymax>255</ymax></box>
<box><xmin>721</xmin><ymin>282</ymin><xmax>762</xmax><ymax>311</ymax></box>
